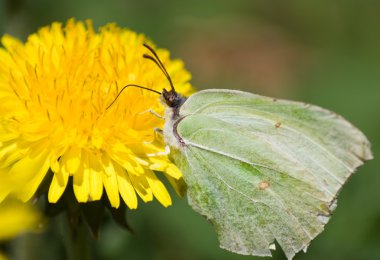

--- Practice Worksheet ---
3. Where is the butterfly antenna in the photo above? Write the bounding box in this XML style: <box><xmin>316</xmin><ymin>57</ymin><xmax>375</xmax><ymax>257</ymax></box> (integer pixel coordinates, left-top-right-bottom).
<box><xmin>106</xmin><ymin>84</ymin><xmax>161</xmax><ymax>110</ymax></box>
<box><xmin>142</xmin><ymin>43</ymin><xmax>176</xmax><ymax>92</ymax></box>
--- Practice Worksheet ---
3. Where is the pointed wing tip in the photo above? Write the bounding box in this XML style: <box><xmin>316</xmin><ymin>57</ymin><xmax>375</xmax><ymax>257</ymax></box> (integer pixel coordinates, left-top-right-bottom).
<box><xmin>354</xmin><ymin>147</ymin><xmax>373</xmax><ymax>169</ymax></box>
<box><xmin>362</xmin><ymin>139</ymin><xmax>374</xmax><ymax>161</ymax></box>
<box><xmin>363</xmin><ymin>150</ymin><xmax>374</xmax><ymax>161</ymax></box>
<box><xmin>358</xmin><ymin>133</ymin><xmax>374</xmax><ymax>161</ymax></box>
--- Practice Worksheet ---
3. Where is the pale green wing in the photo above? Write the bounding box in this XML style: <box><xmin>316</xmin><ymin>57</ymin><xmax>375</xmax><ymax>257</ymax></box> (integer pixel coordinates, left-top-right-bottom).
<box><xmin>168</xmin><ymin>89</ymin><xmax>372</xmax><ymax>259</ymax></box>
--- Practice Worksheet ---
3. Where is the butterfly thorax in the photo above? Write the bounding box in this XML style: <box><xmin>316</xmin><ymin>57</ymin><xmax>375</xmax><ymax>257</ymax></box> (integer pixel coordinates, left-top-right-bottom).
<box><xmin>162</xmin><ymin>89</ymin><xmax>187</xmax><ymax>149</ymax></box>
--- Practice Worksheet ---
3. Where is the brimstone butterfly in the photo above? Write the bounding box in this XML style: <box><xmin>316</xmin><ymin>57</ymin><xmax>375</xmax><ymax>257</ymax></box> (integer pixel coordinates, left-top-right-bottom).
<box><xmin>111</xmin><ymin>44</ymin><xmax>373</xmax><ymax>260</ymax></box>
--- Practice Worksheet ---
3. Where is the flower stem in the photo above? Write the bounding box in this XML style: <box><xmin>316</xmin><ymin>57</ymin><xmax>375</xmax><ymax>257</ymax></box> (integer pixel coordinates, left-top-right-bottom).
<box><xmin>59</xmin><ymin>213</ymin><xmax>91</xmax><ymax>260</ymax></box>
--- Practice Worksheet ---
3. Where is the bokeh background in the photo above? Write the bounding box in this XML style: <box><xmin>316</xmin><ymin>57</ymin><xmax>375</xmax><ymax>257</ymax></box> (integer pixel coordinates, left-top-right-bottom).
<box><xmin>0</xmin><ymin>1</ymin><xmax>379</xmax><ymax>259</ymax></box>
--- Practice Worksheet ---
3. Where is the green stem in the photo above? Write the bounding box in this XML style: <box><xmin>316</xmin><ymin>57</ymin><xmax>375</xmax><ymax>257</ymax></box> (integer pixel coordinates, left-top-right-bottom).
<box><xmin>59</xmin><ymin>213</ymin><xmax>91</xmax><ymax>260</ymax></box>
<box><xmin>11</xmin><ymin>233</ymin><xmax>39</xmax><ymax>260</ymax></box>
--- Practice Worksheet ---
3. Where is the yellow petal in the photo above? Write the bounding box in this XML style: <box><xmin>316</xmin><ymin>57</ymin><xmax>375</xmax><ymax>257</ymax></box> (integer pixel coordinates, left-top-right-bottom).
<box><xmin>101</xmin><ymin>155</ymin><xmax>120</xmax><ymax>208</ymax></box>
<box><xmin>50</xmin><ymin>156</ymin><xmax>60</xmax><ymax>173</ymax></box>
<box><xmin>128</xmin><ymin>171</ymin><xmax>153</xmax><ymax>203</ymax></box>
<box><xmin>110</xmin><ymin>145</ymin><xmax>145</xmax><ymax>174</ymax></box>
<box><xmin>49</xmin><ymin>147</ymin><xmax>66</xmax><ymax>174</ymax></box>
<box><xmin>0</xmin><ymin>172</ymin><xmax>11</xmax><ymax>202</ymax></box>
<box><xmin>165</xmin><ymin>175</ymin><xmax>186</xmax><ymax>197</ymax></box>
<box><xmin>73</xmin><ymin>154</ymin><xmax>89</xmax><ymax>202</ymax></box>
<box><xmin>113</xmin><ymin>162</ymin><xmax>137</xmax><ymax>209</ymax></box>
<box><xmin>88</xmin><ymin>153</ymin><xmax>103</xmax><ymax>201</ymax></box>
<box><xmin>1</xmin><ymin>35</ymin><xmax>23</xmax><ymax>54</ymax></box>
<box><xmin>63</xmin><ymin>146</ymin><xmax>81</xmax><ymax>173</ymax></box>
<box><xmin>145</xmin><ymin>171</ymin><xmax>172</xmax><ymax>207</ymax></box>
<box><xmin>111</xmin><ymin>152</ymin><xmax>144</xmax><ymax>175</ymax></box>
<box><xmin>0</xmin><ymin>142</ymin><xmax>17</xmax><ymax>160</ymax></box>
<box><xmin>148</xmin><ymin>157</ymin><xmax>182</xmax><ymax>179</ymax></box>
<box><xmin>48</xmin><ymin>168</ymin><xmax>69</xmax><ymax>203</ymax></box>
<box><xmin>12</xmin><ymin>151</ymin><xmax>50</xmax><ymax>202</ymax></box>
<box><xmin>0</xmin><ymin>47</ymin><xmax>12</xmax><ymax>70</ymax></box>
<box><xmin>165</xmin><ymin>164</ymin><xmax>182</xmax><ymax>180</ymax></box>
<box><xmin>0</xmin><ymin>143</ymin><xmax>23</xmax><ymax>169</ymax></box>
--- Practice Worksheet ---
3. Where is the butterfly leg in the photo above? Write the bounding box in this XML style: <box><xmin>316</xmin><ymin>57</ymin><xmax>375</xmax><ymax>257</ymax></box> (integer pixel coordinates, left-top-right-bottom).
<box><xmin>149</xmin><ymin>109</ymin><xmax>164</xmax><ymax>119</ymax></box>
<box><xmin>154</xmin><ymin>127</ymin><xmax>163</xmax><ymax>135</ymax></box>
<box><xmin>138</xmin><ymin>109</ymin><xmax>164</xmax><ymax>119</ymax></box>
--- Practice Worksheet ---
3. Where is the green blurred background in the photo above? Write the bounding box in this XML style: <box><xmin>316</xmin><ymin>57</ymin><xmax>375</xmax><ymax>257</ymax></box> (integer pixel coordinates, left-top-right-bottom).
<box><xmin>0</xmin><ymin>0</ymin><xmax>379</xmax><ymax>259</ymax></box>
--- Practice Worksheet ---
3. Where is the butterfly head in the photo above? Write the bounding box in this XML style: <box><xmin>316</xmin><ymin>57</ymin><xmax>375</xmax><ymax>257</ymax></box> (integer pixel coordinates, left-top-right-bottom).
<box><xmin>162</xmin><ymin>88</ymin><xmax>185</xmax><ymax>108</ymax></box>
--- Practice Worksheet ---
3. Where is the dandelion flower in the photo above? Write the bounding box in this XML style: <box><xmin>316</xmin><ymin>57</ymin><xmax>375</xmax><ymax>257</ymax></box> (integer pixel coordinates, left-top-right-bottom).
<box><xmin>0</xmin><ymin>19</ymin><xmax>193</xmax><ymax>208</ymax></box>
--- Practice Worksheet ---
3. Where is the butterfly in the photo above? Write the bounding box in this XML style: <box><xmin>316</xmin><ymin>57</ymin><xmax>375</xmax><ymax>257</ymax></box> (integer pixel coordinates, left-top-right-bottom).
<box><xmin>109</xmin><ymin>44</ymin><xmax>373</xmax><ymax>260</ymax></box>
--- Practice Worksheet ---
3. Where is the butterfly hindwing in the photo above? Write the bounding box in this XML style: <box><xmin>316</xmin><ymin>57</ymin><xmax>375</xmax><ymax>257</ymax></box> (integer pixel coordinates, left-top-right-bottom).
<box><xmin>167</xmin><ymin>89</ymin><xmax>372</xmax><ymax>259</ymax></box>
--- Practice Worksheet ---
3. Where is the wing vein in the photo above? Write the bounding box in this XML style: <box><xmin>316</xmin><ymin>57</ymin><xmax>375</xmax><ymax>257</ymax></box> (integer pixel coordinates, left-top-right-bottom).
<box><xmin>184</xmin><ymin>149</ymin><xmax>273</xmax><ymax>250</ymax></box>
<box><xmin>186</xmin><ymin>143</ymin><xmax>317</xmax><ymax>244</ymax></box>
<box><xmin>215</xmin><ymin>114</ymin><xmax>348</xmax><ymax>185</ymax></box>
<box><xmin>196</xmin><ymin>103</ymin><xmax>354</xmax><ymax>174</ymax></box>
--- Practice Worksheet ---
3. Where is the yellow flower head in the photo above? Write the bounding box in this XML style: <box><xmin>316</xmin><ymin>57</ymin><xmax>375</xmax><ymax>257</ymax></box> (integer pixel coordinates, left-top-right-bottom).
<box><xmin>0</xmin><ymin>19</ymin><xmax>193</xmax><ymax>208</ymax></box>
